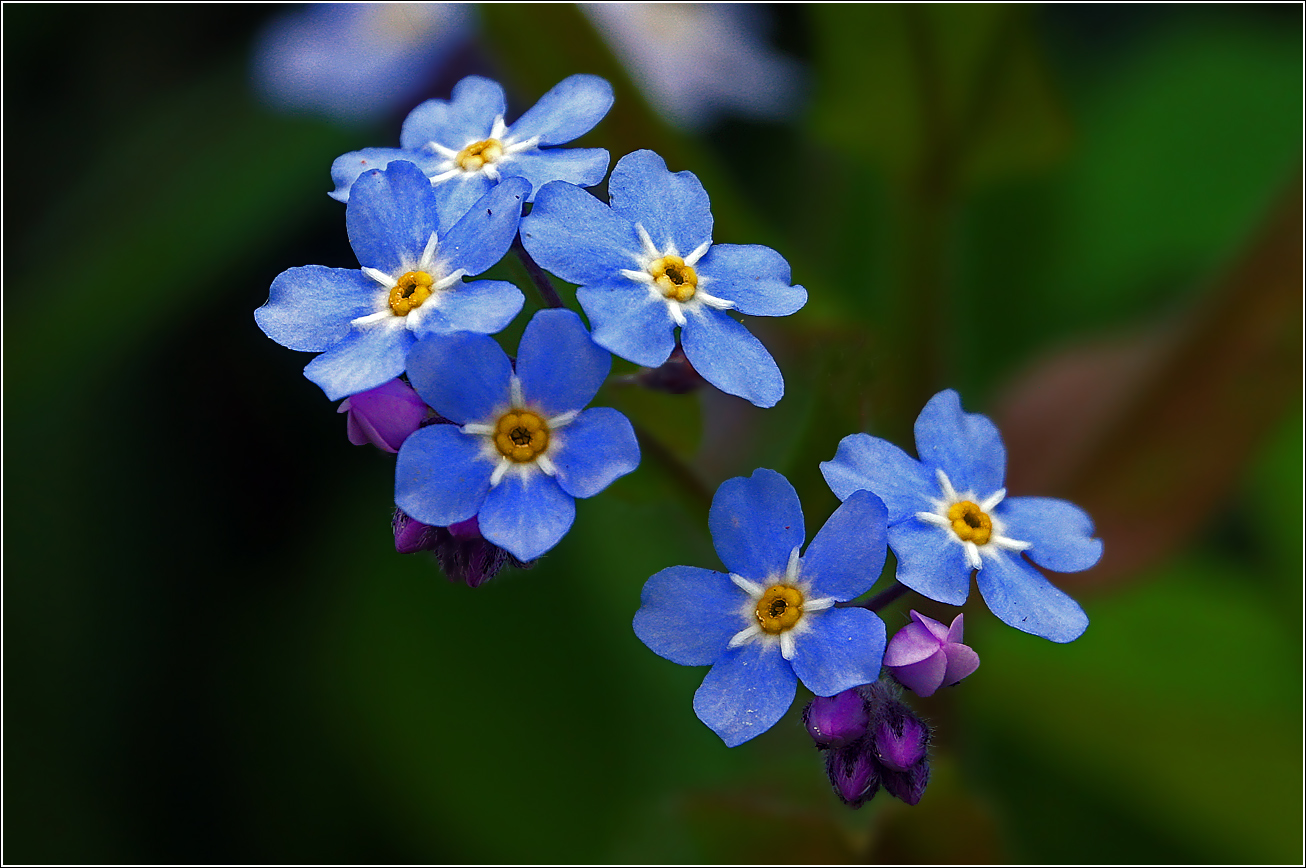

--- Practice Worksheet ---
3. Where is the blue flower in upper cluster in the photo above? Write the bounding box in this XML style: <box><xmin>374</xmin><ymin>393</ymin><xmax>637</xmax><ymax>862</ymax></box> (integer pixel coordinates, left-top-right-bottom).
<box><xmin>395</xmin><ymin>309</ymin><xmax>640</xmax><ymax>562</ymax></box>
<box><xmin>821</xmin><ymin>389</ymin><xmax>1104</xmax><ymax>643</ymax></box>
<box><xmin>633</xmin><ymin>469</ymin><xmax>889</xmax><ymax>747</ymax></box>
<box><xmin>521</xmin><ymin>150</ymin><xmax>807</xmax><ymax>408</ymax></box>
<box><xmin>330</xmin><ymin>74</ymin><xmax>613</xmax><ymax>221</ymax></box>
<box><xmin>255</xmin><ymin>160</ymin><xmax>527</xmax><ymax>400</ymax></box>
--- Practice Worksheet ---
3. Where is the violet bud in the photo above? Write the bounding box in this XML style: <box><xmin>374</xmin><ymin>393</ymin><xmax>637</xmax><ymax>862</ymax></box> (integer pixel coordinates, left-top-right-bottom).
<box><xmin>824</xmin><ymin>743</ymin><xmax>880</xmax><ymax>808</ymax></box>
<box><xmin>392</xmin><ymin>510</ymin><xmax>533</xmax><ymax>588</ymax></box>
<box><xmin>871</xmin><ymin>702</ymin><xmax>930</xmax><ymax>773</ymax></box>
<box><xmin>338</xmin><ymin>378</ymin><xmax>430</xmax><ymax>453</ymax></box>
<box><xmin>393</xmin><ymin>509</ymin><xmax>441</xmax><ymax>554</ymax></box>
<box><xmin>881</xmin><ymin>760</ymin><xmax>930</xmax><ymax>806</ymax></box>
<box><xmin>883</xmin><ymin>611</ymin><xmax>979</xmax><ymax>698</ymax></box>
<box><xmin>803</xmin><ymin>689</ymin><xmax>869</xmax><ymax>749</ymax></box>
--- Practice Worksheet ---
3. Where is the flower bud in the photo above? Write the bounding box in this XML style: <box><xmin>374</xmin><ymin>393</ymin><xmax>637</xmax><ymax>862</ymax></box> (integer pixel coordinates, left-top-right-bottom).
<box><xmin>824</xmin><ymin>743</ymin><xmax>879</xmax><ymax>808</ymax></box>
<box><xmin>883</xmin><ymin>611</ymin><xmax>979</xmax><ymax>697</ymax></box>
<box><xmin>803</xmin><ymin>689</ymin><xmax>869</xmax><ymax>749</ymax></box>
<box><xmin>871</xmin><ymin>702</ymin><xmax>930</xmax><ymax>773</ymax></box>
<box><xmin>881</xmin><ymin>759</ymin><xmax>930</xmax><ymax>806</ymax></box>
<box><xmin>392</xmin><ymin>510</ymin><xmax>532</xmax><ymax>588</ymax></box>
<box><xmin>635</xmin><ymin>345</ymin><xmax>703</xmax><ymax>394</ymax></box>
<box><xmin>338</xmin><ymin>378</ymin><xmax>430</xmax><ymax>452</ymax></box>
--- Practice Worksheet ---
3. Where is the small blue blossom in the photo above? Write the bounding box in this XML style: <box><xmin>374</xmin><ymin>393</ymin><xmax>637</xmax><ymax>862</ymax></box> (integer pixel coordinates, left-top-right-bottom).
<box><xmin>255</xmin><ymin>160</ymin><xmax>527</xmax><ymax>400</ymax></box>
<box><xmin>394</xmin><ymin>309</ymin><xmax>640</xmax><ymax>562</ymax></box>
<box><xmin>521</xmin><ymin>150</ymin><xmax>807</xmax><ymax>408</ymax></box>
<box><xmin>329</xmin><ymin>74</ymin><xmax>614</xmax><ymax>220</ymax></box>
<box><xmin>821</xmin><ymin>389</ymin><xmax>1104</xmax><ymax>643</ymax></box>
<box><xmin>633</xmin><ymin>469</ymin><xmax>888</xmax><ymax>747</ymax></box>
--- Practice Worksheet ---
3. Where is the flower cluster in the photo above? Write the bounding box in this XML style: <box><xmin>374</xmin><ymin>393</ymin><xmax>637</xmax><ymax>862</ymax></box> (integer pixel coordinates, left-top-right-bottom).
<box><xmin>256</xmin><ymin>71</ymin><xmax>1104</xmax><ymax>815</ymax></box>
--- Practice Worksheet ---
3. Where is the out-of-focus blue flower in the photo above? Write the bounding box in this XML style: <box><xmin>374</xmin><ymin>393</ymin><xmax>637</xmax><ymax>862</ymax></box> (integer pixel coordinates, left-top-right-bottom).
<box><xmin>633</xmin><ymin>469</ymin><xmax>888</xmax><ymax>747</ymax></box>
<box><xmin>521</xmin><ymin>150</ymin><xmax>807</xmax><ymax>408</ymax></box>
<box><xmin>329</xmin><ymin>74</ymin><xmax>613</xmax><ymax>219</ymax></box>
<box><xmin>581</xmin><ymin>4</ymin><xmax>806</xmax><ymax>131</ymax></box>
<box><xmin>394</xmin><ymin>309</ymin><xmax>640</xmax><ymax>562</ymax></box>
<box><xmin>821</xmin><ymin>389</ymin><xmax>1104</xmax><ymax>643</ymax></box>
<box><xmin>255</xmin><ymin>160</ymin><xmax>526</xmax><ymax>400</ymax></box>
<box><xmin>251</xmin><ymin>4</ymin><xmax>475</xmax><ymax>125</ymax></box>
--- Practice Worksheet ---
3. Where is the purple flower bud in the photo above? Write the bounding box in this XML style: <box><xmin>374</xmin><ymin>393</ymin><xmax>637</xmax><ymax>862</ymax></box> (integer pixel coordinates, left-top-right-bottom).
<box><xmin>872</xmin><ymin>702</ymin><xmax>930</xmax><ymax>773</ymax></box>
<box><xmin>824</xmin><ymin>743</ymin><xmax>880</xmax><ymax>808</ymax></box>
<box><xmin>803</xmin><ymin>689</ymin><xmax>869</xmax><ymax>749</ymax></box>
<box><xmin>881</xmin><ymin>758</ymin><xmax>930</xmax><ymax>806</ymax></box>
<box><xmin>393</xmin><ymin>510</ymin><xmax>533</xmax><ymax>588</ymax></box>
<box><xmin>338</xmin><ymin>378</ymin><xmax>430</xmax><ymax>453</ymax></box>
<box><xmin>883</xmin><ymin>611</ymin><xmax>979</xmax><ymax>697</ymax></box>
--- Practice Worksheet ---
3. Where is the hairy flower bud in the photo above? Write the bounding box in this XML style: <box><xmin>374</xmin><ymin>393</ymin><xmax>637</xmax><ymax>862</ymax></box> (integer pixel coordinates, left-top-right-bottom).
<box><xmin>803</xmin><ymin>689</ymin><xmax>869</xmax><ymax>749</ymax></box>
<box><xmin>392</xmin><ymin>510</ymin><xmax>532</xmax><ymax>587</ymax></box>
<box><xmin>824</xmin><ymin>743</ymin><xmax>880</xmax><ymax>808</ymax></box>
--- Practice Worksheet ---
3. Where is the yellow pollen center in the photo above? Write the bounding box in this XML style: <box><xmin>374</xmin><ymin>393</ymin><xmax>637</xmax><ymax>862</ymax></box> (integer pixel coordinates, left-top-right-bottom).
<box><xmin>755</xmin><ymin>584</ymin><xmax>804</xmax><ymax>634</ymax></box>
<box><xmin>494</xmin><ymin>409</ymin><xmax>549</xmax><ymax>463</ymax></box>
<box><xmin>948</xmin><ymin>501</ymin><xmax>992</xmax><ymax>545</ymax></box>
<box><xmin>456</xmin><ymin>139</ymin><xmax>504</xmax><ymax>171</ymax></box>
<box><xmin>649</xmin><ymin>255</ymin><xmax>697</xmax><ymax>303</ymax></box>
<box><xmin>389</xmin><ymin>271</ymin><xmax>434</xmax><ymax>316</ymax></box>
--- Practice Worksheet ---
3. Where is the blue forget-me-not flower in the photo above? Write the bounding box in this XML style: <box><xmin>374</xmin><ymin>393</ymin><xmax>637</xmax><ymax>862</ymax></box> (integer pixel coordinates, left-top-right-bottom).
<box><xmin>395</xmin><ymin>309</ymin><xmax>640</xmax><ymax>562</ymax></box>
<box><xmin>633</xmin><ymin>469</ymin><xmax>888</xmax><ymax>747</ymax></box>
<box><xmin>821</xmin><ymin>389</ymin><xmax>1104</xmax><ymax>643</ymax></box>
<box><xmin>329</xmin><ymin>74</ymin><xmax>613</xmax><ymax>221</ymax></box>
<box><xmin>521</xmin><ymin>150</ymin><xmax>807</xmax><ymax>408</ymax></box>
<box><xmin>255</xmin><ymin>160</ymin><xmax>527</xmax><ymax>400</ymax></box>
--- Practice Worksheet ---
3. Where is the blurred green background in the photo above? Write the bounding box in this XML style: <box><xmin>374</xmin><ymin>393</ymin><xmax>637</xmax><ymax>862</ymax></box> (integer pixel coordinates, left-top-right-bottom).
<box><xmin>4</xmin><ymin>4</ymin><xmax>1301</xmax><ymax>863</ymax></box>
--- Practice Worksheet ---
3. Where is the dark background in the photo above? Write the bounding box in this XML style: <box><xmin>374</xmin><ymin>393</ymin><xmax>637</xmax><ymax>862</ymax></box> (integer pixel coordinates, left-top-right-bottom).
<box><xmin>4</xmin><ymin>4</ymin><xmax>1301</xmax><ymax>863</ymax></box>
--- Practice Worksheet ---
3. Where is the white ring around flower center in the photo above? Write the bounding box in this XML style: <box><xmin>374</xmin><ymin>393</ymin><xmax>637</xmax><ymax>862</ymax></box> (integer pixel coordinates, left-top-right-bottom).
<box><xmin>424</xmin><ymin>115</ymin><xmax>541</xmax><ymax>184</ymax></box>
<box><xmin>914</xmin><ymin>468</ymin><xmax>1031</xmax><ymax>570</ymax></box>
<box><xmin>726</xmin><ymin>546</ymin><xmax>837</xmax><ymax>661</ymax></box>
<box><xmin>619</xmin><ymin>223</ymin><xmax>735</xmax><ymax>327</ymax></box>
<box><xmin>459</xmin><ymin>374</ymin><xmax>579</xmax><ymax>488</ymax></box>
<box><xmin>351</xmin><ymin>231</ymin><xmax>467</xmax><ymax>331</ymax></box>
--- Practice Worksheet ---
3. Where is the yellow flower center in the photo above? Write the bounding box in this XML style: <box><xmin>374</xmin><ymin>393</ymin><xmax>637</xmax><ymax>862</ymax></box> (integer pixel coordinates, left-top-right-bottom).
<box><xmin>948</xmin><ymin>501</ymin><xmax>992</xmax><ymax>545</ymax></box>
<box><xmin>649</xmin><ymin>255</ymin><xmax>698</xmax><ymax>303</ymax></box>
<box><xmin>389</xmin><ymin>271</ymin><xmax>434</xmax><ymax>316</ymax></box>
<box><xmin>755</xmin><ymin>584</ymin><xmax>804</xmax><ymax>634</ymax></box>
<box><xmin>494</xmin><ymin>410</ymin><xmax>549</xmax><ymax>463</ymax></box>
<box><xmin>456</xmin><ymin>138</ymin><xmax>504</xmax><ymax>172</ymax></box>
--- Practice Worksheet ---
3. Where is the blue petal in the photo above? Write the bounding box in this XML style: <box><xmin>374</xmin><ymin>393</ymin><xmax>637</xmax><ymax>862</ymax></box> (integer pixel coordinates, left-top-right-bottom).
<box><xmin>709</xmin><ymin>468</ymin><xmax>805</xmax><ymax>580</ymax></box>
<box><xmin>405</xmin><ymin>332</ymin><xmax>511</xmax><ymax>424</ymax></box>
<box><xmin>501</xmin><ymin>148</ymin><xmax>611</xmax><ymax>200</ymax></box>
<box><xmin>431</xmin><ymin>175</ymin><xmax>497</xmax><ymax>233</ymax></box>
<box><xmin>633</xmin><ymin>565</ymin><xmax>748</xmax><ymax>666</ymax></box>
<box><xmin>516</xmin><ymin>309</ymin><xmax>611</xmax><ymax>417</ymax></box>
<box><xmin>399</xmin><ymin>76</ymin><xmax>504</xmax><ymax>150</ymax></box>
<box><xmin>550</xmin><ymin>407</ymin><xmax>640</xmax><ymax>499</ymax></box>
<box><xmin>977</xmin><ymin>550</ymin><xmax>1089</xmax><ymax>643</ymax></box>
<box><xmin>410</xmin><ymin>279</ymin><xmax>524</xmax><ymax>338</ymax></box>
<box><xmin>820</xmin><ymin>433</ymin><xmax>935</xmax><ymax>524</ymax></box>
<box><xmin>913</xmin><ymin>389</ymin><xmax>1006</xmax><ymax>496</ymax></box>
<box><xmin>681</xmin><ymin>309</ymin><xmax>783</xmax><ymax>408</ymax></box>
<box><xmin>996</xmin><ymin>497</ymin><xmax>1104</xmax><ymax>573</ymax></box>
<box><xmin>346</xmin><ymin>161</ymin><xmax>442</xmax><ymax>274</ymax></box>
<box><xmin>608</xmin><ymin>150</ymin><xmax>712</xmax><ymax>256</ymax></box>
<box><xmin>478</xmin><ymin>470</ymin><xmax>575</xmax><ymax>561</ymax></box>
<box><xmin>693</xmin><ymin>641</ymin><xmax>796</xmax><ymax>747</ymax></box>
<box><xmin>576</xmin><ymin>283</ymin><xmax>677</xmax><ymax>368</ymax></box>
<box><xmin>520</xmin><ymin>181</ymin><xmax>641</xmax><ymax>286</ymax></box>
<box><xmin>303</xmin><ymin>324</ymin><xmax>412</xmax><ymax>400</ymax></box>
<box><xmin>887</xmin><ymin>519</ymin><xmax>972</xmax><ymax>605</ymax></box>
<box><xmin>800</xmin><ymin>490</ymin><xmax>888</xmax><ymax>601</ymax></box>
<box><xmin>256</xmin><ymin>266</ymin><xmax>377</xmax><ymax>352</ymax></box>
<box><xmin>696</xmin><ymin>244</ymin><xmax>807</xmax><ymax>317</ymax></box>
<box><xmin>394</xmin><ymin>424</ymin><xmax>494</xmax><ymax>526</ymax></box>
<box><xmin>437</xmin><ymin>177</ymin><xmax>529</xmax><ymax>275</ymax></box>
<box><xmin>329</xmin><ymin>147</ymin><xmax>430</xmax><ymax>203</ymax></box>
<box><xmin>789</xmin><ymin>608</ymin><xmax>887</xmax><ymax>697</ymax></box>
<box><xmin>507</xmin><ymin>74</ymin><xmax>615</xmax><ymax>145</ymax></box>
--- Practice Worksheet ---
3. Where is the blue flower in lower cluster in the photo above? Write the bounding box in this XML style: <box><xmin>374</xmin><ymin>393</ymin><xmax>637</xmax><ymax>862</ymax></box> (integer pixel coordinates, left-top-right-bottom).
<box><xmin>821</xmin><ymin>389</ymin><xmax>1104</xmax><ymax>643</ymax></box>
<box><xmin>395</xmin><ymin>309</ymin><xmax>640</xmax><ymax>561</ymax></box>
<box><xmin>520</xmin><ymin>150</ymin><xmax>807</xmax><ymax>408</ymax></box>
<box><xmin>255</xmin><ymin>160</ymin><xmax>527</xmax><ymax>400</ymax></box>
<box><xmin>330</xmin><ymin>74</ymin><xmax>613</xmax><ymax>221</ymax></box>
<box><xmin>634</xmin><ymin>469</ymin><xmax>889</xmax><ymax>747</ymax></box>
